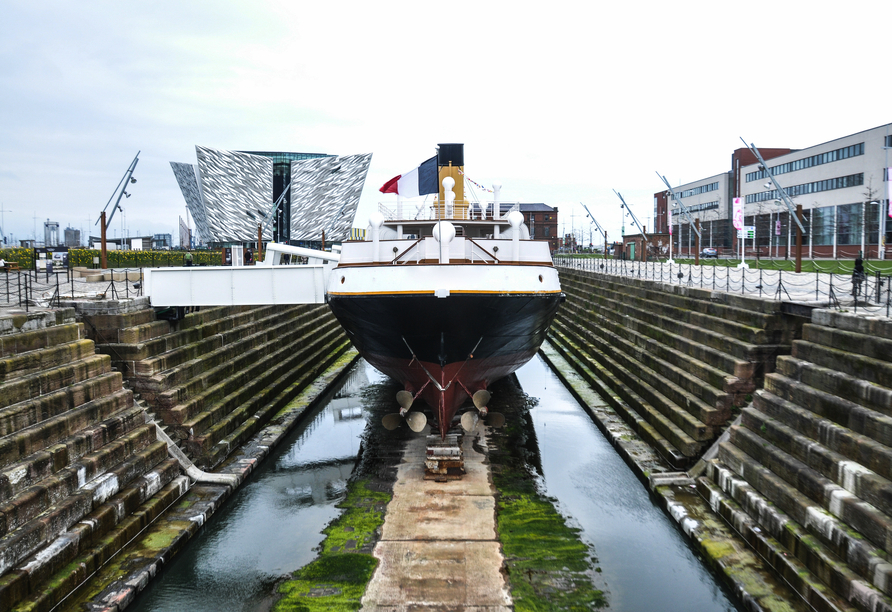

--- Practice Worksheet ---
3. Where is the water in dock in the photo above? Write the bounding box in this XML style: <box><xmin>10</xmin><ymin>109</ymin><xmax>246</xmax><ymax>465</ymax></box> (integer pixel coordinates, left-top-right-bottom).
<box><xmin>130</xmin><ymin>357</ymin><xmax>739</xmax><ymax>611</ymax></box>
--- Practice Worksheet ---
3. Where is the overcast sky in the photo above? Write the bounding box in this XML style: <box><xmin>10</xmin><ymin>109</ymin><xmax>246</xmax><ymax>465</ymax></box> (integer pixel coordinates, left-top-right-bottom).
<box><xmin>1</xmin><ymin>0</ymin><xmax>889</xmax><ymax>247</ymax></box>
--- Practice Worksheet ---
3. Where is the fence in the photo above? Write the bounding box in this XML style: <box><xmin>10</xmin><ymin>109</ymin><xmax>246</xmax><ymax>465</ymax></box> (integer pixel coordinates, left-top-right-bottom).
<box><xmin>554</xmin><ymin>255</ymin><xmax>892</xmax><ymax>319</ymax></box>
<box><xmin>0</xmin><ymin>268</ymin><xmax>143</xmax><ymax>311</ymax></box>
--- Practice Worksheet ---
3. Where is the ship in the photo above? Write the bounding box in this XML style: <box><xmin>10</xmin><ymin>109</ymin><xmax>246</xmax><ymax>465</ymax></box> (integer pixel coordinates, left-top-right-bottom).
<box><xmin>326</xmin><ymin>144</ymin><xmax>563</xmax><ymax>438</ymax></box>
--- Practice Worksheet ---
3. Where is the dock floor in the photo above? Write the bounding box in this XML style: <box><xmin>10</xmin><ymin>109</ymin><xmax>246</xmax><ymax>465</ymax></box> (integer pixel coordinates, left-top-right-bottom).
<box><xmin>361</xmin><ymin>425</ymin><xmax>510</xmax><ymax>611</ymax></box>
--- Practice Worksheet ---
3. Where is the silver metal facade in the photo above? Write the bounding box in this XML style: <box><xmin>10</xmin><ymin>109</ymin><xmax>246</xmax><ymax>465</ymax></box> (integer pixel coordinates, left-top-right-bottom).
<box><xmin>170</xmin><ymin>162</ymin><xmax>211</xmax><ymax>244</ymax></box>
<box><xmin>289</xmin><ymin>153</ymin><xmax>372</xmax><ymax>241</ymax></box>
<box><xmin>195</xmin><ymin>146</ymin><xmax>274</xmax><ymax>242</ymax></box>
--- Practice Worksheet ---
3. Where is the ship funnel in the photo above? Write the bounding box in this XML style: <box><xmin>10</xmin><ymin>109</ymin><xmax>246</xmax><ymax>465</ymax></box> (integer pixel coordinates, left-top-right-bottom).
<box><xmin>436</xmin><ymin>143</ymin><xmax>465</xmax><ymax>218</ymax></box>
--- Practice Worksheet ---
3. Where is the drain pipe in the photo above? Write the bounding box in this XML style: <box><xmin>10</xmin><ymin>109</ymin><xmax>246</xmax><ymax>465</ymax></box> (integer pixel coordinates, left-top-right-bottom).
<box><xmin>153</xmin><ymin>421</ymin><xmax>239</xmax><ymax>487</ymax></box>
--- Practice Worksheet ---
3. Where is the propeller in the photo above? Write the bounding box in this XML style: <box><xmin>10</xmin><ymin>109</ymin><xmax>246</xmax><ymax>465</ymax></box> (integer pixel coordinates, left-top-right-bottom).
<box><xmin>382</xmin><ymin>413</ymin><xmax>403</xmax><ymax>430</ymax></box>
<box><xmin>396</xmin><ymin>390</ymin><xmax>413</xmax><ymax>410</ymax></box>
<box><xmin>472</xmin><ymin>390</ymin><xmax>491</xmax><ymax>413</ymax></box>
<box><xmin>406</xmin><ymin>411</ymin><xmax>428</xmax><ymax>432</ymax></box>
<box><xmin>461</xmin><ymin>411</ymin><xmax>479</xmax><ymax>432</ymax></box>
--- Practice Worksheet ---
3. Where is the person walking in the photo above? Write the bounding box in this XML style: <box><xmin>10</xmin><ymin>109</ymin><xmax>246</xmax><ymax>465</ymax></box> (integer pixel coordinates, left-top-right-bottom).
<box><xmin>852</xmin><ymin>252</ymin><xmax>865</xmax><ymax>297</ymax></box>
<box><xmin>184</xmin><ymin>251</ymin><xmax>193</xmax><ymax>267</ymax></box>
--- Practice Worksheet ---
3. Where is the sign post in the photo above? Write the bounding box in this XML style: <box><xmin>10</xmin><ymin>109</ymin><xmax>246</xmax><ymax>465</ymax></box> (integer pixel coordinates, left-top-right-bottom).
<box><xmin>733</xmin><ymin>197</ymin><xmax>747</xmax><ymax>269</ymax></box>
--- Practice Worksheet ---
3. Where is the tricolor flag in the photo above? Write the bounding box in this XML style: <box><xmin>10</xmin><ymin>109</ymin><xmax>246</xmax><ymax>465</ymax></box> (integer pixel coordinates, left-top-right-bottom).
<box><xmin>380</xmin><ymin>156</ymin><xmax>438</xmax><ymax>198</ymax></box>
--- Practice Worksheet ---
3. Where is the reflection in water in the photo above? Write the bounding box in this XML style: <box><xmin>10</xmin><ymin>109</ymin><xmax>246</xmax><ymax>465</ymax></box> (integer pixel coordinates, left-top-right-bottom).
<box><xmin>130</xmin><ymin>355</ymin><xmax>740</xmax><ymax>612</ymax></box>
<box><xmin>515</xmin><ymin>356</ymin><xmax>740</xmax><ymax>612</ymax></box>
<box><xmin>129</xmin><ymin>361</ymin><xmax>384</xmax><ymax>612</ymax></box>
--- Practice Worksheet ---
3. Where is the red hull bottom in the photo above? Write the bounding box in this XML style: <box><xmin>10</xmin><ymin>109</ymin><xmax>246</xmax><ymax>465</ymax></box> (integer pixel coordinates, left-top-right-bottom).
<box><xmin>367</xmin><ymin>350</ymin><xmax>536</xmax><ymax>438</ymax></box>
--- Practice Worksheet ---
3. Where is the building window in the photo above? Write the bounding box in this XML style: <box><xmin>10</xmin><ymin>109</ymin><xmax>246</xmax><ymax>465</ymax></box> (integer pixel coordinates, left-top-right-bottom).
<box><xmin>745</xmin><ymin>173</ymin><xmax>863</xmax><ymax>204</ymax></box>
<box><xmin>745</xmin><ymin>143</ymin><xmax>864</xmax><ymax>182</ymax></box>
<box><xmin>811</xmin><ymin>207</ymin><xmax>834</xmax><ymax>246</ymax></box>
<box><xmin>672</xmin><ymin>182</ymin><xmax>719</xmax><ymax>200</ymax></box>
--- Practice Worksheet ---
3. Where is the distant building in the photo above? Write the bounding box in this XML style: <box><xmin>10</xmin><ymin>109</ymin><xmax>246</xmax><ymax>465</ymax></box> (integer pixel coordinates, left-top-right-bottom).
<box><xmin>44</xmin><ymin>220</ymin><xmax>60</xmax><ymax>247</ymax></box>
<box><xmin>655</xmin><ymin>122</ymin><xmax>891</xmax><ymax>259</ymax></box>
<box><xmin>170</xmin><ymin>146</ymin><xmax>371</xmax><ymax>249</ymax></box>
<box><xmin>64</xmin><ymin>227</ymin><xmax>81</xmax><ymax>247</ymax></box>
<box><xmin>518</xmin><ymin>203</ymin><xmax>559</xmax><ymax>252</ymax></box>
<box><xmin>153</xmin><ymin>234</ymin><xmax>172</xmax><ymax>250</ymax></box>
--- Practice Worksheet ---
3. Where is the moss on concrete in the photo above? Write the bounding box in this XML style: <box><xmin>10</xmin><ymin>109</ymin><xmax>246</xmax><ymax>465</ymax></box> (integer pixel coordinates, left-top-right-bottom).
<box><xmin>273</xmin><ymin>479</ymin><xmax>390</xmax><ymax>612</ymax></box>
<box><xmin>489</xmin><ymin>394</ymin><xmax>607</xmax><ymax>611</ymax></box>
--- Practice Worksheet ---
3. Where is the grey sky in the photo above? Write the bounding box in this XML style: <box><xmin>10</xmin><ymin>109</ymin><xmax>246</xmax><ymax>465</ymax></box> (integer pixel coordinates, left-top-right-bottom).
<box><xmin>1</xmin><ymin>0</ymin><xmax>889</xmax><ymax>246</ymax></box>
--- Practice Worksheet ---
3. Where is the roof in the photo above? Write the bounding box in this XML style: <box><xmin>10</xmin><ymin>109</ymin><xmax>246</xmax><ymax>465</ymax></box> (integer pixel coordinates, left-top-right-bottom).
<box><xmin>517</xmin><ymin>203</ymin><xmax>555</xmax><ymax>212</ymax></box>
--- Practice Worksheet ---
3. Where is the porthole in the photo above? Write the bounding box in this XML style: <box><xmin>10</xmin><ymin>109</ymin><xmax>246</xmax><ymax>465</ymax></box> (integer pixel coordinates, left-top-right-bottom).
<box><xmin>538</xmin><ymin>275</ymin><xmax>543</xmax><ymax>282</ymax></box>
<box><xmin>340</xmin><ymin>276</ymin><xmax>345</xmax><ymax>284</ymax></box>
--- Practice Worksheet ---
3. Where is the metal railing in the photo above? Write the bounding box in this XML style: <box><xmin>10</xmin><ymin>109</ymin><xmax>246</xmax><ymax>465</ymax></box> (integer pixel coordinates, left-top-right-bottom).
<box><xmin>554</xmin><ymin>255</ymin><xmax>892</xmax><ymax>319</ymax></box>
<box><xmin>0</xmin><ymin>269</ymin><xmax>144</xmax><ymax>310</ymax></box>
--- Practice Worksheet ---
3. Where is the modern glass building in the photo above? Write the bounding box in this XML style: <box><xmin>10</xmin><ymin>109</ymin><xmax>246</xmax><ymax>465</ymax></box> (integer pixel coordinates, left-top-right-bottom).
<box><xmin>170</xmin><ymin>146</ymin><xmax>371</xmax><ymax>248</ymax></box>
<box><xmin>241</xmin><ymin>151</ymin><xmax>329</xmax><ymax>242</ymax></box>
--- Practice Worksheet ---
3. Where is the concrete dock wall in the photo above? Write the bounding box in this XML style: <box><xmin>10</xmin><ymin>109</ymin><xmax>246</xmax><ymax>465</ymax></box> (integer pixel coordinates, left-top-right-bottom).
<box><xmin>555</xmin><ymin>266</ymin><xmax>892</xmax><ymax>612</ymax></box>
<box><xmin>0</xmin><ymin>301</ymin><xmax>352</xmax><ymax>611</ymax></box>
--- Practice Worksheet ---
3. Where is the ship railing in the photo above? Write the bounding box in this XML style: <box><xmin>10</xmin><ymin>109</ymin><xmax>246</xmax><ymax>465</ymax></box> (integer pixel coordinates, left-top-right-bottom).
<box><xmin>377</xmin><ymin>201</ymin><xmax>521</xmax><ymax>222</ymax></box>
<box><xmin>392</xmin><ymin>238</ymin><xmax>425</xmax><ymax>265</ymax></box>
<box><xmin>467</xmin><ymin>238</ymin><xmax>499</xmax><ymax>264</ymax></box>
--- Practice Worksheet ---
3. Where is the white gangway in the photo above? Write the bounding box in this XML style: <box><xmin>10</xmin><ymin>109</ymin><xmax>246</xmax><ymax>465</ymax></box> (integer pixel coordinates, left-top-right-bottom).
<box><xmin>144</xmin><ymin>243</ymin><xmax>338</xmax><ymax>307</ymax></box>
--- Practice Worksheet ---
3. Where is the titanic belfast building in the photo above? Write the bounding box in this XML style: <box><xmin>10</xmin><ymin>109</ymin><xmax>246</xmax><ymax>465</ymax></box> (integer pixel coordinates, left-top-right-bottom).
<box><xmin>170</xmin><ymin>146</ymin><xmax>372</xmax><ymax>247</ymax></box>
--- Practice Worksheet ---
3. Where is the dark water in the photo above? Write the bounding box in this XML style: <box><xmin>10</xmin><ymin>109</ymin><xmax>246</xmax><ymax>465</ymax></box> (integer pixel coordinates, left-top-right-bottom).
<box><xmin>128</xmin><ymin>362</ymin><xmax>383</xmax><ymax>612</ymax></box>
<box><xmin>130</xmin><ymin>356</ymin><xmax>738</xmax><ymax>612</ymax></box>
<box><xmin>516</xmin><ymin>355</ymin><xmax>739</xmax><ymax>611</ymax></box>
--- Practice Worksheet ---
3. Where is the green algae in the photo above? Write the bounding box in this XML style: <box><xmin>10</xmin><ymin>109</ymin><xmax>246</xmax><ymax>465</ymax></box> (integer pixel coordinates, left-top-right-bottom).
<box><xmin>273</xmin><ymin>479</ymin><xmax>390</xmax><ymax>612</ymax></box>
<box><xmin>489</xmin><ymin>393</ymin><xmax>607</xmax><ymax>611</ymax></box>
<box><xmin>700</xmin><ymin>538</ymin><xmax>736</xmax><ymax>559</ymax></box>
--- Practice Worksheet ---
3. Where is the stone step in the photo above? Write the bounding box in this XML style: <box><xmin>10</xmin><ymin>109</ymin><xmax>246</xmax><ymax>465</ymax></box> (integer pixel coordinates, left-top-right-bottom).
<box><xmin>708</xmin><ymin>447</ymin><xmax>892</xmax><ymax>603</ymax></box>
<box><xmin>131</xmin><ymin>306</ymin><xmax>320</xmax><ymax>387</ymax></box>
<box><xmin>0</xmin><ymin>440</ymin><xmax>169</xmax><ymax>577</ymax></box>
<box><xmin>751</xmin><ymin>388</ymin><xmax>892</xmax><ymax>485</ymax></box>
<box><xmin>802</xmin><ymin>323</ymin><xmax>892</xmax><ymax>362</ymax></box>
<box><xmin>561</xmin><ymin>273</ymin><xmax>783</xmax><ymax>345</ymax></box>
<box><xmin>101</xmin><ymin>304</ymin><xmax>283</xmax><ymax>365</ymax></box>
<box><xmin>698</xmin><ymin>470</ymin><xmax>885</xmax><ymax>612</ymax></box>
<box><xmin>739</xmin><ymin>406</ymin><xmax>892</xmax><ymax>515</ymax></box>
<box><xmin>717</xmin><ymin>443</ymin><xmax>892</xmax><ymax>595</ymax></box>
<box><xmin>561</xmin><ymin>276</ymin><xmax>778</xmax><ymax>365</ymax></box>
<box><xmin>0</xmin><ymin>471</ymin><xmax>187</xmax><ymax>611</ymax></box>
<box><xmin>0</xmin><ymin>322</ymin><xmax>83</xmax><ymax>359</ymax></box>
<box><xmin>553</xmin><ymin>315</ymin><xmax>721</xmax><ymax>436</ymax></box>
<box><xmin>765</xmin><ymin>373</ymin><xmax>892</xmax><ymax>448</ymax></box>
<box><xmin>155</xmin><ymin>311</ymin><xmax>339</xmax><ymax>421</ymax></box>
<box><xmin>727</xmin><ymin>423</ymin><xmax>892</xmax><ymax>544</ymax></box>
<box><xmin>548</xmin><ymin>325</ymin><xmax>700</xmax><ymax>463</ymax></box>
<box><xmin>0</xmin><ymin>310</ymin><xmax>77</xmax><ymax>341</ymax></box>
<box><xmin>199</xmin><ymin>337</ymin><xmax>353</xmax><ymax>469</ymax></box>
<box><xmin>0</xmin><ymin>424</ymin><xmax>157</xmax><ymax>535</ymax></box>
<box><xmin>811</xmin><ymin>308</ymin><xmax>892</xmax><ymax>341</ymax></box>
<box><xmin>776</xmin><ymin>355</ymin><xmax>892</xmax><ymax>417</ymax></box>
<box><xmin>176</xmin><ymin>318</ymin><xmax>343</xmax><ymax>440</ymax></box>
<box><xmin>79</xmin><ymin>307</ymin><xmax>157</xmax><ymax>344</ymax></box>
<box><xmin>0</xmin><ymin>406</ymin><xmax>147</xmax><ymax>505</ymax></box>
<box><xmin>561</xmin><ymin>267</ymin><xmax>784</xmax><ymax>316</ymax></box>
<box><xmin>561</xmin><ymin>296</ymin><xmax>755</xmax><ymax>388</ymax></box>
<box><xmin>0</xmin><ymin>371</ymin><xmax>123</xmax><ymax>437</ymax></box>
<box><xmin>0</xmin><ymin>339</ymin><xmax>97</xmax><ymax>383</ymax></box>
<box><xmin>791</xmin><ymin>339</ymin><xmax>892</xmax><ymax>391</ymax></box>
<box><xmin>0</xmin><ymin>354</ymin><xmax>112</xmax><ymax>409</ymax></box>
<box><xmin>0</xmin><ymin>394</ymin><xmax>138</xmax><ymax>474</ymax></box>
<box><xmin>560</xmin><ymin>300</ymin><xmax>743</xmax><ymax>411</ymax></box>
